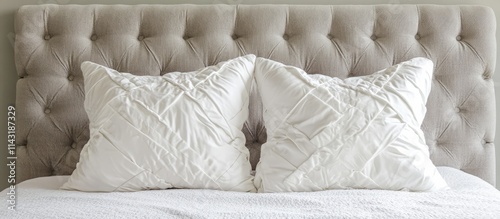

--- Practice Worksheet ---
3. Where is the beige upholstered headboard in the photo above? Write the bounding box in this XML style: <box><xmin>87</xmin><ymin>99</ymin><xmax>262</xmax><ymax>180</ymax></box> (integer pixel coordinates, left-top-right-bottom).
<box><xmin>14</xmin><ymin>4</ymin><xmax>496</xmax><ymax>185</ymax></box>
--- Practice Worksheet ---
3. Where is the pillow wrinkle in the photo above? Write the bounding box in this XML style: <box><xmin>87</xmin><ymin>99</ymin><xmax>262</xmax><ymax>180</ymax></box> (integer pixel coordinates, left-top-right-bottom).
<box><xmin>350</xmin><ymin>82</ymin><xmax>422</xmax><ymax>136</ymax></box>
<box><xmin>112</xmin><ymin>170</ymin><xmax>148</xmax><ymax>192</ymax></box>
<box><xmin>183</xmin><ymin>91</ymin><xmax>233</xmax><ymax>139</ymax></box>
<box><xmin>285</xmin><ymin>120</ymin><xmax>402</xmax><ymax>184</ymax></box>
<box><xmin>95</xmin><ymin>114</ymin><xmax>199</xmax><ymax>189</ymax></box>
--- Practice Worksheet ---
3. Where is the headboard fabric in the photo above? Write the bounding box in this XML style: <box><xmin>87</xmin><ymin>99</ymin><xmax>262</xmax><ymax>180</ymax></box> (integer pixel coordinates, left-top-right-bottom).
<box><xmin>14</xmin><ymin>4</ymin><xmax>496</xmax><ymax>185</ymax></box>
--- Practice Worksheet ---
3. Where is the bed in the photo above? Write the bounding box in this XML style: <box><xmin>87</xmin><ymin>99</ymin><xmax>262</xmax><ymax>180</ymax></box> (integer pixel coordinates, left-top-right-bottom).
<box><xmin>3</xmin><ymin>4</ymin><xmax>500</xmax><ymax>218</ymax></box>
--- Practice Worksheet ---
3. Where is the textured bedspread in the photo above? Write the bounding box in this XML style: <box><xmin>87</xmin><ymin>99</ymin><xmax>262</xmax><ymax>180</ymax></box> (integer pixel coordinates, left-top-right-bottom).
<box><xmin>2</xmin><ymin>167</ymin><xmax>500</xmax><ymax>218</ymax></box>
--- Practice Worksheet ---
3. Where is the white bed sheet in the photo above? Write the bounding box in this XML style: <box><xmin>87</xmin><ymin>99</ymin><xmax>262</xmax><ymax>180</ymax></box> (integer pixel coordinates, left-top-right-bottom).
<box><xmin>2</xmin><ymin>167</ymin><xmax>500</xmax><ymax>219</ymax></box>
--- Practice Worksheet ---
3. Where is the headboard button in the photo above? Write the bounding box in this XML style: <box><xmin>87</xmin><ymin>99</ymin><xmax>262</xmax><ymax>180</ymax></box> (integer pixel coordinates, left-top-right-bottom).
<box><xmin>456</xmin><ymin>35</ymin><xmax>462</xmax><ymax>41</ymax></box>
<box><xmin>44</xmin><ymin>108</ymin><xmax>51</xmax><ymax>114</ymax></box>
<box><xmin>370</xmin><ymin>35</ymin><xmax>377</xmax><ymax>40</ymax></box>
<box><xmin>415</xmin><ymin>34</ymin><xmax>421</xmax><ymax>40</ymax></box>
<box><xmin>44</xmin><ymin>35</ymin><xmax>51</xmax><ymax>40</ymax></box>
<box><xmin>67</xmin><ymin>75</ymin><xmax>74</xmax><ymax>81</ymax></box>
<box><xmin>138</xmin><ymin>35</ymin><xmax>145</xmax><ymax>41</ymax></box>
<box><xmin>91</xmin><ymin>34</ymin><xmax>98</xmax><ymax>41</ymax></box>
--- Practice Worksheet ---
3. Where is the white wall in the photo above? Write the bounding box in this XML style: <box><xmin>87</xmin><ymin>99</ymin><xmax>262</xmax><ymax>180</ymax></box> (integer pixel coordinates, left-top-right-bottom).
<box><xmin>1</xmin><ymin>0</ymin><xmax>499</xmax><ymax>190</ymax></box>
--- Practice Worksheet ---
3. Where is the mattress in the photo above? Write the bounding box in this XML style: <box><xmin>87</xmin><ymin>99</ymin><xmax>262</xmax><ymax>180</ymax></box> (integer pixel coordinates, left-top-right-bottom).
<box><xmin>2</xmin><ymin>167</ymin><xmax>500</xmax><ymax>218</ymax></box>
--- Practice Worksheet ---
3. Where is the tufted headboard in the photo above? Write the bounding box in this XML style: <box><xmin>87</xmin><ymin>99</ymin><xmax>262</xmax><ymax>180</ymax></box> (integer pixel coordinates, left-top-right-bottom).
<box><xmin>14</xmin><ymin>4</ymin><xmax>496</xmax><ymax>185</ymax></box>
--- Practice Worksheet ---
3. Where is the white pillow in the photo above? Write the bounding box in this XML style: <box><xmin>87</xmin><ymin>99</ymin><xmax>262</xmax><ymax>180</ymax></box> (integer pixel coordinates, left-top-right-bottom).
<box><xmin>253</xmin><ymin>57</ymin><xmax>448</xmax><ymax>192</ymax></box>
<box><xmin>61</xmin><ymin>55</ymin><xmax>257</xmax><ymax>192</ymax></box>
